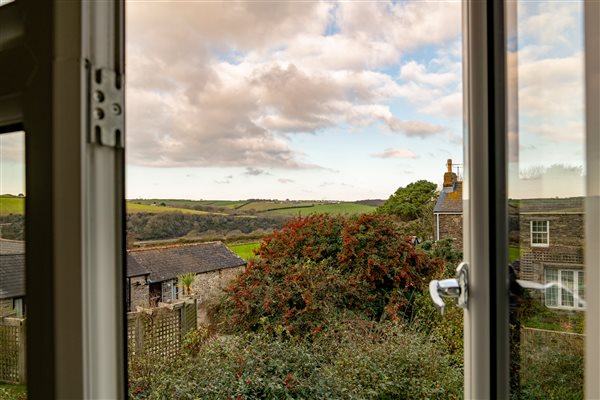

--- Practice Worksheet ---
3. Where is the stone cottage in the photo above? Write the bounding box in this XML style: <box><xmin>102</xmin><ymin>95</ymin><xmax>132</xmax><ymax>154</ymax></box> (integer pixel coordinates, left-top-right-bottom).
<box><xmin>433</xmin><ymin>159</ymin><xmax>463</xmax><ymax>249</ymax></box>
<box><xmin>517</xmin><ymin>197</ymin><xmax>584</xmax><ymax>310</ymax></box>
<box><xmin>126</xmin><ymin>241</ymin><xmax>247</xmax><ymax>313</ymax></box>
<box><xmin>0</xmin><ymin>240</ymin><xmax>25</xmax><ymax>318</ymax></box>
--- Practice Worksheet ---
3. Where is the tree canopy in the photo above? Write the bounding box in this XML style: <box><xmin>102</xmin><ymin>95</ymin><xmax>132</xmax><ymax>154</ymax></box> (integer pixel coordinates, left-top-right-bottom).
<box><xmin>376</xmin><ymin>180</ymin><xmax>437</xmax><ymax>222</ymax></box>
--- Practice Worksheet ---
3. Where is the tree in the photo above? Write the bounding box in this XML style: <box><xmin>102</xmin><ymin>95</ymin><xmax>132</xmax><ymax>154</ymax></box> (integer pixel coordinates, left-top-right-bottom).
<box><xmin>177</xmin><ymin>272</ymin><xmax>196</xmax><ymax>296</ymax></box>
<box><xmin>376</xmin><ymin>180</ymin><xmax>437</xmax><ymax>222</ymax></box>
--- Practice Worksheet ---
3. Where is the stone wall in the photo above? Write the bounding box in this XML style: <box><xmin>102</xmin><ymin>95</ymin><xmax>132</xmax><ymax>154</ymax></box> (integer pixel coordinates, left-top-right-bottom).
<box><xmin>0</xmin><ymin>299</ymin><xmax>14</xmax><ymax>318</ymax></box>
<box><xmin>519</xmin><ymin>214</ymin><xmax>584</xmax><ymax>248</ymax></box>
<box><xmin>191</xmin><ymin>265</ymin><xmax>245</xmax><ymax>324</ymax></box>
<box><xmin>438</xmin><ymin>213</ymin><xmax>463</xmax><ymax>250</ymax></box>
<box><xmin>129</xmin><ymin>275</ymin><xmax>149</xmax><ymax>311</ymax></box>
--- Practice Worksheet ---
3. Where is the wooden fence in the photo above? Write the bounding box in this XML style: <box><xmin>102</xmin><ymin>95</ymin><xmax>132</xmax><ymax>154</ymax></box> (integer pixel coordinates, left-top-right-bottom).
<box><xmin>127</xmin><ymin>299</ymin><xmax>197</xmax><ymax>359</ymax></box>
<box><xmin>521</xmin><ymin>326</ymin><xmax>584</xmax><ymax>350</ymax></box>
<box><xmin>0</xmin><ymin>317</ymin><xmax>26</xmax><ymax>384</ymax></box>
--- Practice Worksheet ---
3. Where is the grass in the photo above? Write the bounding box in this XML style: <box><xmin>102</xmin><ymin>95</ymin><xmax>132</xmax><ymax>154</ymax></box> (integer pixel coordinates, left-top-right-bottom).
<box><xmin>509</xmin><ymin>246</ymin><xmax>520</xmax><ymax>263</ymax></box>
<box><xmin>0</xmin><ymin>197</ymin><xmax>25</xmax><ymax>216</ymax></box>
<box><xmin>272</xmin><ymin>202</ymin><xmax>376</xmax><ymax>215</ymax></box>
<box><xmin>236</xmin><ymin>201</ymin><xmax>317</xmax><ymax>212</ymax></box>
<box><xmin>126</xmin><ymin>202</ymin><xmax>210</xmax><ymax>215</ymax></box>
<box><xmin>0</xmin><ymin>384</ymin><xmax>26</xmax><ymax>400</ymax></box>
<box><xmin>228</xmin><ymin>242</ymin><xmax>261</xmax><ymax>260</ymax></box>
<box><xmin>129</xmin><ymin>199</ymin><xmax>246</xmax><ymax>209</ymax></box>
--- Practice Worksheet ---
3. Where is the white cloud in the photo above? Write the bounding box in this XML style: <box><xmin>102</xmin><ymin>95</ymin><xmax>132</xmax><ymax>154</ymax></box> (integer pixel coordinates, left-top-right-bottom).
<box><xmin>126</xmin><ymin>1</ymin><xmax>461</xmax><ymax>169</ymax></box>
<box><xmin>278</xmin><ymin>178</ymin><xmax>295</xmax><ymax>184</ymax></box>
<box><xmin>400</xmin><ymin>61</ymin><xmax>458</xmax><ymax>87</ymax></box>
<box><xmin>371</xmin><ymin>148</ymin><xmax>418</xmax><ymax>159</ymax></box>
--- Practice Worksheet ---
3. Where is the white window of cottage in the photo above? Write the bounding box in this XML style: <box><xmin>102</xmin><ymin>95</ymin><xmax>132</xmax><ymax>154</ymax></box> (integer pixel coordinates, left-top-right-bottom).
<box><xmin>545</xmin><ymin>268</ymin><xmax>585</xmax><ymax>310</ymax></box>
<box><xmin>530</xmin><ymin>220</ymin><xmax>549</xmax><ymax>247</ymax></box>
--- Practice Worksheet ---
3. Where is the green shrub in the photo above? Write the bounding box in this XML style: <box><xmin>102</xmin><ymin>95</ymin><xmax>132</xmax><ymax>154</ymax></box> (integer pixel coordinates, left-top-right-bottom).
<box><xmin>129</xmin><ymin>323</ymin><xmax>463</xmax><ymax>399</ymax></box>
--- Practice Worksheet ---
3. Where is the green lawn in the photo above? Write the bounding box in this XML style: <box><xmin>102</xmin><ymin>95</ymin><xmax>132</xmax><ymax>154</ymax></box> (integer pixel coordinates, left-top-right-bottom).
<box><xmin>509</xmin><ymin>246</ymin><xmax>520</xmax><ymax>263</ymax></box>
<box><xmin>0</xmin><ymin>384</ymin><xmax>26</xmax><ymax>400</ymax></box>
<box><xmin>126</xmin><ymin>202</ymin><xmax>210</xmax><ymax>215</ymax></box>
<box><xmin>0</xmin><ymin>197</ymin><xmax>24</xmax><ymax>216</ymax></box>
<box><xmin>228</xmin><ymin>242</ymin><xmax>261</xmax><ymax>260</ymax></box>
<box><xmin>272</xmin><ymin>202</ymin><xmax>375</xmax><ymax>216</ymax></box>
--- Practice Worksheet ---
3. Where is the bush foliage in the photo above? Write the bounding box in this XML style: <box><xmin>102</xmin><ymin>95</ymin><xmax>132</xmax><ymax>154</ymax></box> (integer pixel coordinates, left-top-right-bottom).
<box><xmin>216</xmin><ymin>213</ymin><xmax>445</xmax><ymax>337</ymax></box>
<box><xmin>129</xmin><ymin>322</ymin><xmax>463</xmax><ymax>400</ymax></box>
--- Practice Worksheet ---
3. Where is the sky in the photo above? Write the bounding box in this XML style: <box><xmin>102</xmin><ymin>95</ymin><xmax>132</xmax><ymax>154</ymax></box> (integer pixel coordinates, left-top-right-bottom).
<box><xmin>0</xmin><ymin>1</ymin><xmax>587</xmax><ymax>201</ymax></box>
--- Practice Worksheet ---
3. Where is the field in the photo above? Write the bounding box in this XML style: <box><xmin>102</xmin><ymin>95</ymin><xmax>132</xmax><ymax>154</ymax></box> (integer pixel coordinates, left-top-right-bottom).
<box><xmin>271</xmin><ymin>202</ymin><xmax>375</xmax><ymax>215</ymax></box>
<box><xmin>228</xmin><ymin>242</ymin><xmax>261</xmax><ymax>260</ymax></box>
<box><xmin>126</xmin><ymin>202</ymin><xmax>211</xmax><ymax>215</ymax></box>
<box><xmin>130</xmin><ymin>199</ymin><xmax>246</xmax><ymax>209</ymax></box>
<box><xmin>0</xmin><ymin>197</ymin><xmax>24</xmax><ymax>216</ymax></box>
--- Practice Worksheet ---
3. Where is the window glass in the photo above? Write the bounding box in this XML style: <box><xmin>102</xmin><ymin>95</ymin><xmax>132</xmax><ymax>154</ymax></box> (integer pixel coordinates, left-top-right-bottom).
<box><xmin>125</xmin><ymin>1</ymin><xmax>465</xmax><ymax>398</ymax></box>
<box><xmin>0</xmin><ymin>131</ymin><xmax>27</xmax><ymax>396</ymax></box>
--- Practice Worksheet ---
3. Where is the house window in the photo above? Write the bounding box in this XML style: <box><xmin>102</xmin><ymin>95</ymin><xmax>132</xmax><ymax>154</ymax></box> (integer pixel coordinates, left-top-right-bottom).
<box><xmin>545</xmin><ymin>268</ymin><xmax>585</xmax><ymax>310</ymax></box>
<box><xmin>13</xmin><ymin>297</ymin><xmax>25</xmax><ymax>318</ymax></box>
<box><xmin>530</xmin><ymin>220</ymin><xmax>549</xmax><ymax>247</ymax></box>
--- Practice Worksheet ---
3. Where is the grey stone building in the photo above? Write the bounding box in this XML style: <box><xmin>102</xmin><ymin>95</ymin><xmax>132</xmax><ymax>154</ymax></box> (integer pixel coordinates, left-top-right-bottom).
<box><xmin>126</xmin><ymin>241</ymin><xmax>246</xmax><ymax>312</ymax></box>
<box><xmin>0</xmin><ymin>240</ymin><xmax>25</xmax><ymax>318</ymax></box>
<box><xmin>433</xmin><ymin>159</ymin><xmax>463</xmax><ymax>250</ymax></box>
<box><xmin>516</xmin><ymin>197</ymin><xmax>584</xmax><ymax>310</ymax></box>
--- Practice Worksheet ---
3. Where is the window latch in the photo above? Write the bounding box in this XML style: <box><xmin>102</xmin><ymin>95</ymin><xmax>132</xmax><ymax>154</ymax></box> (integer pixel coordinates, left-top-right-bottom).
<box><xmin>429</xmin><ymin>262</ymin><xmax>469</xmax><ymax>315</ymax></box>
<box><xmin>87</xmin><ymin>62</ymin><xmax>124</xmax><ymax>148</ymax></box>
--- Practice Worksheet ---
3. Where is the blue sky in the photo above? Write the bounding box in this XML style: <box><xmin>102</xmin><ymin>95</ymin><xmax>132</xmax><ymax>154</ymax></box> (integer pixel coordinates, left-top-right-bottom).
<box><xmin>0</xmin><ymin>1</ymin><xmax>586</xmax><ymax>201</ymax></box>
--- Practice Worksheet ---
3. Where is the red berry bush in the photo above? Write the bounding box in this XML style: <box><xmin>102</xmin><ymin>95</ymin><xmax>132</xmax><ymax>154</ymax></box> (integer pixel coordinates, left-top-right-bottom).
<box><xmin>217</xmin><ymin>213</ymin><xmax>445</xmax><ymax>337</ymax></box>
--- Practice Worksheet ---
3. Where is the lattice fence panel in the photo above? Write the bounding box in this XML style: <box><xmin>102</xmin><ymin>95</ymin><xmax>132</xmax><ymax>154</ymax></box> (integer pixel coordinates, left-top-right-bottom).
<box><xmin>0</xmin><ymin>319</ymin><xmax>24</xmax><ymax>384</ymax></box>
<box><xmin>127</xmin><ymin>300</ymin><xmax>197</xmax><ymax>361</ymax></box>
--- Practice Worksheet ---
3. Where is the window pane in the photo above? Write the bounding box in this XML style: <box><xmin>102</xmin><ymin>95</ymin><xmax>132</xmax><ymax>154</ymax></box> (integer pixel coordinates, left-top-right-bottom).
<box><xmin>506</xmin><ymin>0</ymin><xmax>585</xmax><ymax>397</ymax></box>
<box><xmin>0</xmin><ymin>131</ymin><xmax>27</xmax><ymax>394</ymax></box>
<box><xmin>545</xmin><ymin>269</ymin><xmax>559</xmax><ymax>307</ymax></box>
<box><xmin>126</xmin><ymin>1</ymin><xmax>465</xmax><ymax>398</ymax></box>
<box><xmin>561</xmin><ymin>271</ymin><xmax>575</xmax><ymax>308</ymax></box>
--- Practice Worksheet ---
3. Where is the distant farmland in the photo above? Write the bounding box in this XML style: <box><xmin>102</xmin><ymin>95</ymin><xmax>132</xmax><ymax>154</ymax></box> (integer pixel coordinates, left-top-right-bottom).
<box><xmin>126</xmin><ymin>203</ymin><xmax>213</xmax><ymax>215</ymax></box>
<box><xmin>0</xmin><ymin>197</ymin><xmax>24</xmax><ymax>216</ymax></box>
<box><xmin>271</xmin><ymin>202</ymin><xmax>376</xmax><ymax>215</ymax></box>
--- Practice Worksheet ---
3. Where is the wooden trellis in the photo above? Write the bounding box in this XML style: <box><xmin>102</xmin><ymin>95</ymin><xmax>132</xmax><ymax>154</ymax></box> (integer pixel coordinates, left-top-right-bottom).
<box><xmin>127</xmin><ymin>299</ymin><xmax>197</xmax><ymax>359</ymax></box>
<box><xmin>0</xmin><ymin>317</ymin><xmax>26</xmax><ymax>384</ymax></box>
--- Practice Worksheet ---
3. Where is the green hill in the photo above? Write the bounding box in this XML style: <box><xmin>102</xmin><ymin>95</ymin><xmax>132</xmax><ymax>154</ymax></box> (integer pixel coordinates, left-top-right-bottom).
<box><xmin>0</xmin><ymin>197</ymin><xmax>24</xmax><ymax>216</ymax></box>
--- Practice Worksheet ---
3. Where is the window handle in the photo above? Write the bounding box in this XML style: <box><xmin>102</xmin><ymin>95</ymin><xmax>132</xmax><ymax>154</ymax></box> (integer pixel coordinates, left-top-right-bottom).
<box><xmin>429</xmin><ymin>262</ymin><xmax>469</xmax><ymax>315</ymax></box>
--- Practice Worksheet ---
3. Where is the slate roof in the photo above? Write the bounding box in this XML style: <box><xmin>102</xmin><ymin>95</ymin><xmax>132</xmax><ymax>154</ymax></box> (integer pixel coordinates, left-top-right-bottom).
<box><xmin>516</xmin><ymin>197</ymin><xmax>584</xmax><ymax>213</ymax></box>
<box><xmin>0</xmin><ymin>240</ymin><xmax>25</xmax><ymax>300</ymax></box>
<box><xmin>127</xmin><ymin>254</ymin><xmax>150</xmax><ymax>278</ymax></box>
<box><xmin>0</xmin><ymin>254</ymin><xmax>25</xmax><ymax>299</ymax></box>
<box><xmin>127</xmin><ymin>241</ymin><xmax>246</xmax><ymax>283</ymax></box>
<box><xmin>434</xmin><ymin>181</ymin><xmax>462</xmax><ymax>213</ymax></box>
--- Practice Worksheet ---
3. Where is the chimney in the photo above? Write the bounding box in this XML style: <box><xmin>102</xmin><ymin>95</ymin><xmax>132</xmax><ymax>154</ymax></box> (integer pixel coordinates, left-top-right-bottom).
<box><xmin>443</xmin><ymin>159</ymin><xmax>457</xmax><ymax>189</ymax></box>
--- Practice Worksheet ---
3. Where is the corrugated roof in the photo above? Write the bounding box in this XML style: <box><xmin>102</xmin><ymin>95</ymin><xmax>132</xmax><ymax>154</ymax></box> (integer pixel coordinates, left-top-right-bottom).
<box><xmin>127</xmin><ymin>242</ymin><xmax>246</xmax><ymax>283</ymax></box>
<box><xmin>434</xmin><ymin>182</ymin><xmax>462</xmax><ymax>213</ymax></box>
<box><xmin>0</xmin><ymin>239</ymin><xmax>25</xmax><ymax>255</ymax></box>
<box><xmin>0</xmin><ymin>254</ymin><xmax>25</xmax><ymax>299</ymax></box>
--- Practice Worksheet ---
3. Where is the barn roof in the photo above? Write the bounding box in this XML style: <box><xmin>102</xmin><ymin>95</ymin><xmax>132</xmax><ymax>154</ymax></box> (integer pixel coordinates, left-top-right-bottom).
<box><xmin>127</xmin><ymin>241</ymin><xmax>246</xmax><ymax>283</ymax></box>
<box><xmin>0</xmin><ymin>254</ymin><xmax>25</xmax><ymax>299</ymax></box>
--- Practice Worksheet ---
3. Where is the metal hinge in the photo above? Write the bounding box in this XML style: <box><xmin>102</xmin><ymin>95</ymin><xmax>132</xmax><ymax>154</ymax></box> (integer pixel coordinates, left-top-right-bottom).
<box><xmin>87</xmin><ymin>62</ymin><xmax>124</xmax><ymax>148</ymax></box>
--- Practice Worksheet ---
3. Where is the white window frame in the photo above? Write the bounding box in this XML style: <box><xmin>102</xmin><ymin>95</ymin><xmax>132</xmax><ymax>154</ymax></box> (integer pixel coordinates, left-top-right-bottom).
<box><xmin>544</xmin><ymin>268</ymin><xmax>585</xmax><ymax>310</ymax></box>
<box><xmin>530</xmin><ymin>220</ymin><xmax>550</xmax><ymax>247</ymax></box>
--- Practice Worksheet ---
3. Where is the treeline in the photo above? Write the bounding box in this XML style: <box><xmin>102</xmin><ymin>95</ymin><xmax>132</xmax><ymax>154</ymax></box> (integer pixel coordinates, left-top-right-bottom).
<box><xmin>0</xmin><ymin>215</ymin><xmax>24</xmax><ymax>240</ymax></box>
<box><xmin>127</xmin><ymin>212</ymin><xmax>289</xmax><ymax>241</ymax></box>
